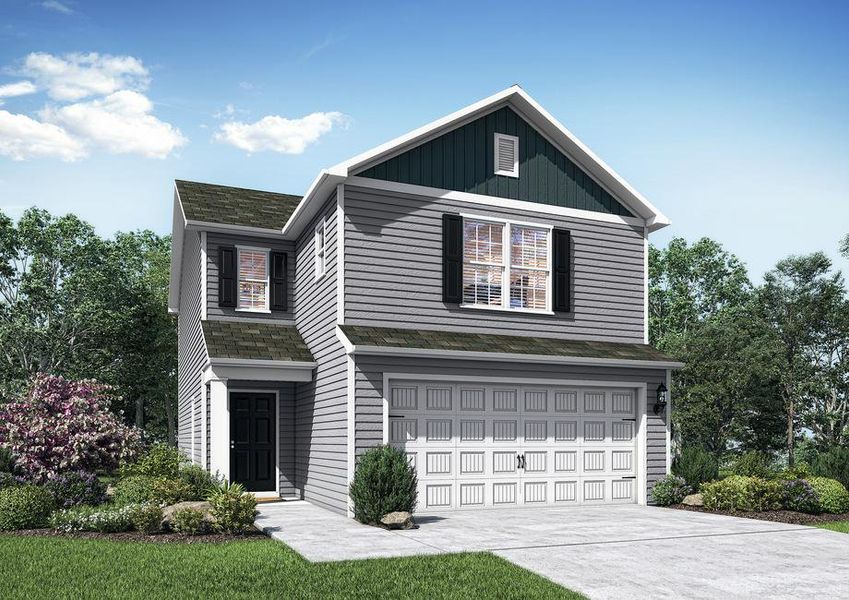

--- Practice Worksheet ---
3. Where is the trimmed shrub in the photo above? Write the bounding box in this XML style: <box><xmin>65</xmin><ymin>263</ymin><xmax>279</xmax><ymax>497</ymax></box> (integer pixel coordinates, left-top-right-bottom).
<box><xmin>349</xmin><ymin>445</ymin><xmax>418</xmax><ymax>525</ymax></box>
<box><xmin>811</xmin><ymin>448</ymin><xmax>849</xmax><ymax>490</ymax></box>
<box><xmin>50</xmin><ymin>504</ymin><xmax>137</xmax><ymax>533</ymax></box>
<box><xmin>129</xmin><ymin>504</ymin><xmax>163</xmax><ymax>534</ymax></box>
<box><xmin>172</xmin><ymin>508</ymin><xmax>205</xmax><ymax>535</ymax></box>
<box><xmin>178</xmin><ymin>464</ymin><xmax>223</xmax><ymax>501</ymax></box>
<box><xmin>702</xmin><ymin>475</ymin><xmax>782</xmax><ymax>512</ymax></box>
<box><xmin>808</xmin><ymin>477</ymin><xmax>849</xmax><ymax>514</ymax></box>
<box><xmin>672</xmin><ymin>447</ymin><xmax>719</xmax><ymax>490</ymax></box>
<box><xmin>150</xmin><ymin>477</ymin><xmax>193</xmax><ymax>505</ymax></box>
<box><xmin>44</xmin><ymin>471</ymin><xmax>107</xmax><ymax>509</ymax></box>
<box><xmin>121</xmin><ymin>444</ymin><xmax>184</xmax><ymax>479</ymax></box>
<box><xmin>113</xmin><ymin>475</ymin><xmax>156</xmax><ymax>506</ymax></box>
<box><xmin>0</xmin><ymin>485</ymin><xmax>55</xmax><ymax>530</ymax></box>
<box><xmin>779</xmin><ymin>463</ymin><xmax>811</xmax><ymax>481</ymax></box>
<box><xmin>208</xmin><ymin>482</ymin><xmax>257</xmax><ymax>534</ymax></box>
<box><xmin>781</xmin><ymin>479</ymin><xmax>821</xmax><ymax>514</ymax></box>
<box><xmin>732</xmin><ymin>451</ymin><xmax>776</xmax><ymax>479</ymax></box>
<box><xmin>651</xmin><ymin>475</ymin><xmax>691</xmax><ymax>506</ymax></box>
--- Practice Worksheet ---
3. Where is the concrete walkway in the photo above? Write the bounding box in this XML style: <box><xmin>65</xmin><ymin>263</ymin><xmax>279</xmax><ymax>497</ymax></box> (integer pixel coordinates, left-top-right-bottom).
<box><xmin>256</xmin><ymin>502</ymin><xmax>849</xmax><ymax>599</ymax></box>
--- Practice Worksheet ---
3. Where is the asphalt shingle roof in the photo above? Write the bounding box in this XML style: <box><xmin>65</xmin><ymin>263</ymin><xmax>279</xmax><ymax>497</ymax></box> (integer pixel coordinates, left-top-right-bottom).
<box><xmin>339</xmin><ymin>325</ymin><xmax>677</xmax><ymax>363</ymax></box>
<box><xmin>176</xmin><ymin>180</ymin><xmax>302</xmax><ymax>230</ymax></box>
<box><xmin>202</xmin><ymin>320</ymin><xmax>314</xmax><ymax>363</ymax></box>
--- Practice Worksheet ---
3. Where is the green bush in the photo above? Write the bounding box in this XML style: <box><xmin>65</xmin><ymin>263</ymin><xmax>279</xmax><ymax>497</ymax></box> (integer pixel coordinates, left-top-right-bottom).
<box><xmin>651</xmin><ymin>475</ymin><xmax>691</xmax><ymax>506</ymax></box>
<box><xmin>349</xmin><ymin>445</ymin><xmax>418</xmax><ymax>525</ymax></box>
<box><xmin>50</xmin><ymin>504</ymin><xmax>137</xmax><ymax>533</ymax></box>
<box><xmin>114</xmin><ymin>475</ymin><xmax>193</xmax><ymax>506</ymax></box>
<box><xmin>672</xmin><ymin>447</ymin><xmax>719</xmax><ymax>490</ymax></box>
<box><xmin>811</xmin><ymin>448</ymin><xmax>849</xmax><ymax>490</ymax></box>
<box><xmin>129</xmin><ymin>504</ymin><xmax>163</xmax><ymax>534</ymax></box>
<box><xmin>781</xmin><ymin>479</ymin><xmax>821</xmax><ymax>514</ymax></box>
<box><xmin>0</xmin><ymin>472</ymin><xmax>24</xmax><ymax>490</ymax></box>
<box><xmin>172</xmin><ymin>507</ymin><xmax>205</xmax><ymax>535</ymax></box>
<box><xmin>779</xmin><ymin>463</ymin><xmax>811</xmax><ymax>481</ymax></box>
<box><xmin>702</xmin><ymin>475</ymin><xmax>782</xmax><ymax>511</ymax></box>
<box><xmin>731</xmin><ymin>451</ymin><xmax>776</xmax><ymax>479</ymax></box>
<box><xmin>0</xmin><ymin>446</ymin><xmax>18</xmax><ymax>473</ymax></box>
<box><xmin>178</xmin><ymin>464</ymin><xmax>223</xmax><ymax>501</ymax></box>
<box><xmin>807</xmin><ymin>477</ymin><xmax>849</xmax><ymax>514</ymax></box>
<box><xmin>0</xmin><ymin>485</ymin><xmax>55</xmax><ymax>530</ymax></box>
<box><xmin>150</xmin><ymin>477</ymin><xmax>193</xmax><ymax>505</ymax></box>
<box><xmin>121</xmin><ymin>444</ymin><xmax>184</xmax><ymax>479</ymax></box>
<box><xmin>208</xmin><ymin>482</ymin><xmax>257</xmax><ymax>534</ymax></box>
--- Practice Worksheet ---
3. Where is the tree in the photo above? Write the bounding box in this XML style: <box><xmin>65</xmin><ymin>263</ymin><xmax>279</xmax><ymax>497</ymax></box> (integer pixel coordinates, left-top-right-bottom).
<box><xmin>840</xmin><ymin>234</ymin><xmax>849</xmax><ymax>259</ymax></box>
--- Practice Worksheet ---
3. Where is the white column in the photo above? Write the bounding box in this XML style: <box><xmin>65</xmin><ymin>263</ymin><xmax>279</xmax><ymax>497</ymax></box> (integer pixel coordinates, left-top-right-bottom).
<box><xmin>208</xmin><ymin>376</ymin><xmax>230</xmax><ymax>482</ymax></box>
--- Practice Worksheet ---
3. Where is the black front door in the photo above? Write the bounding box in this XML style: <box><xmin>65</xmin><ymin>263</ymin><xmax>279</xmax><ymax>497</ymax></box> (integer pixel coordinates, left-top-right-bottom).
<box><xmin>230</xmin><ymin>392</ymin><xmax>276</xmax><ymax>492</ymax></box>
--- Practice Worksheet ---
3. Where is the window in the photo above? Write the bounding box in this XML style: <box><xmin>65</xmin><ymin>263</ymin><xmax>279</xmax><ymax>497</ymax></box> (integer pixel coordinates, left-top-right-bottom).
<box><xmin>237</xmin><ymin>247</ymin><xmax>269</xmax><ymax>311</ymax></box>
<box><xmin>494</xmin><ymin>133</ymin><xmax>519</xmax><ymax>178</ymax></box>
<box><xmin>314</xmin><ymin>218</ymin><xmax>327</xmax><ymax>279</ymax></box>
<box><xmin>462</xmin><ymin>217</ymin><xmax>550</xmax><ymax>312</ymax></box>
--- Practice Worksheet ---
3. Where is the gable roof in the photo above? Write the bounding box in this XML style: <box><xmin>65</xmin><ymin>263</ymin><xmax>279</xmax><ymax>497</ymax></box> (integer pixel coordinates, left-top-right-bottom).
<box><xmin>176</xmin><ymin>179</ymin><xmax>302</xmax><ymax>231</ymax></box>
<box><xmin>202</xmin><ymin>319</ymin><xmax>314</xmax><ymax>362</ymax></box>
<box><xmin>283</xmin><ymin>85</ymin><xmax>670</xmax><ymax>237</ymax></box>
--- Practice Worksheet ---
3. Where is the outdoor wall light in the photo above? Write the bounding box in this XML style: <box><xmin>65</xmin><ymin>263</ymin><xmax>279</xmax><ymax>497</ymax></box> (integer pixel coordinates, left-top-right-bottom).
<box><xmin>654</xmin><ymin>382</ymin><xmax>668</xmax><ymax>415</ymax></box>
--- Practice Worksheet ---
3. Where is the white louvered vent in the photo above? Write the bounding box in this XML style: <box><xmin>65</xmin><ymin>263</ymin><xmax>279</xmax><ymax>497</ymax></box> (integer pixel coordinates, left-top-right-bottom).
<box><xmin>494</xmin><ymin>133</ymin><xmax>519</xmax><ymax>177</ymax></box>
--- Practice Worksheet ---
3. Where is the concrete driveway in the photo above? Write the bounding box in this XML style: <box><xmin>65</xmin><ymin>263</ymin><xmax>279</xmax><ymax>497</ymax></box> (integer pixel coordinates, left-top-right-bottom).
<box><xmin>257</xmin><ymin>502</ymin><xmax>849</xmax><ymax>599</ymax></box>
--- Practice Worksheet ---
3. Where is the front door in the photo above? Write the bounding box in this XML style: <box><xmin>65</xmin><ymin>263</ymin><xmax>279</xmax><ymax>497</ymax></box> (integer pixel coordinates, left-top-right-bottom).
<box><xmin>230</xmin><ymin>392</ymin><xmax>276</xmax><ymax>492</ymax></box>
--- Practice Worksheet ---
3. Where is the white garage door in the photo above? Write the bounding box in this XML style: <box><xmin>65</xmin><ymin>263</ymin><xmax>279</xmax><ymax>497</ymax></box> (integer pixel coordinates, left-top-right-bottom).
<box><xmin>388</xmin><ymin>380</ymin><xmax>639</xmax><ymax>510</ymax></box>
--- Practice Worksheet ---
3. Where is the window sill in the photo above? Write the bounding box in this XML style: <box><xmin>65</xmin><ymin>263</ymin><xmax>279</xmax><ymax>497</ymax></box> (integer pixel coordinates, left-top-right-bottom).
<box><xmin>459</xmin><ymin>304</ymin><xmax>554</xmax><ymax>316</ymax></box>
<box><xmin>235</xmin><ymin>308</ymin><xmax>272</xmax><ymax>314</ymax></box>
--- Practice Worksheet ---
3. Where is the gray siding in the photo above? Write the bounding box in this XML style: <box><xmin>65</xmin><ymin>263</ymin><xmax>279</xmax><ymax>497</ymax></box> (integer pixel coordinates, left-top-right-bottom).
<box><xmin>353</xmin><ymin>354</ymin><xmax>667</xmax><ymax>503</ymax></box>
<box><xmin>294</xmin><ymin>194</ymin><xmax>349</xmax><ymax>514</ymax></box>
<box><xmin>344</xmin><ymin>184</ymin><xmax>645</xmax><ymax>343</ymax></box>
<box><xmin>206</xmin><ymin>233</ymin><xmax>295</xmax><ymax>322</ymax></box>
<box><xmin>176</xmin><ymin>230</ymin><xmax>206</xmax><ymax>463</ymax></box>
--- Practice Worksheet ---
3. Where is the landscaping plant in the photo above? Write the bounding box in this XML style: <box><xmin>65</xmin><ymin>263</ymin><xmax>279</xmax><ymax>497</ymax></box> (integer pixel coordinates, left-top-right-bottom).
<box><xmin>807</xmin><ymin>477</ymin><xmax>849</xmax><ymax>514</ymax></box>
<box><xmin>121</xmin><ymin>444</ymin><xmax>183</xmax><ymax>479</ymax></box>
<box><xmin>179</xmin><ymin>464</ymin><xmax>223</xmax><ymax>500</ymax></box>
<box><xmin>811</xmin><ymin>448</ymin><xmax>849</xmax><ymax>490</ymax></box>
<box><xmin>731</xmin><ymin>451</ymin><xmax>776</xmax><ymax>479</ymax></box>
<box><xmin>701</xmin><ymin>475</ymin><xmax>782</xmax><ymax>511</ymax></box>
<box><xmin>651</xmin><ymin>474</ymin><xmax>691</xmax><ymax>506</ymax></box>
<box><xmin>129</xmin><ymin>504</ymin><xmax>163</xmax><ymax>534</ymax></box>
<box><xmin>44</xmin><ymin>471</ymin><xmax>107</xmax><ymax>509</ymax></box>
<box><xmin>113</xmin><ymin>475</ymin><xmax>157</xmax><ymax>506</ymax></box>
<box><xmin>672</xmin><ymin>447</ymin><xmax>719</xmax><ymax>490</ymax></box>
<box><xmin>150</xmin><ymin>477</ymin><xmax>193</xmax><ymax>505</ymax></box>
<box><xmin>50</xmin><ymin>504</ymin><xmax>137</xmax><ymax>533</ymax></box>
<box><xmin>0</xmin><ymin>485</ymin><xmax>55</xmax><ymax>530</ymax></box>
<box><xmin>0</xmin><ymin>472</ymin><xmax>25</xmax><ymax>490</ymax></box>
<box><xmin>781</xmin><ymin>479</ymin><xmax>821</xmax><ymax>514</ymax></box>
<box><xmin>172</xmin><ymin>507</ymin><xmax>206</xmax><ymax>535</ymax></box>
<box><xmin>349</xmin><ymin>445</ymin><xmax>418</xmax><ymax>525</ymax></box>
<box><xmin>208</xmin><ymin>482</ymin><xmax>257</xmax><ymax>534</ymax></box>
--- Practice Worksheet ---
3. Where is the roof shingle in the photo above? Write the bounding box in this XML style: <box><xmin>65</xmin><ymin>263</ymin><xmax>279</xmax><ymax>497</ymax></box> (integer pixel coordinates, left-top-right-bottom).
<box><xmin>176</xmin><ymin>180</ymin><xmax>302</xmax><ymax>231</ymax></box>
<box><xmin>202</xmin><ymin>320</ymin><xmax>314</xmax><ymax>363</ymax></box>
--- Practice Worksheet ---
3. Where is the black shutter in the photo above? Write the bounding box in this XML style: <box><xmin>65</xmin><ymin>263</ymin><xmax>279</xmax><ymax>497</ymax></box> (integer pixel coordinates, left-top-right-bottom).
<box><xmin>270</xmin><ymin>252</ymin><xmax>288</xmax><ymax>311</ymax></box>
<box><xmin>442</xmin><ymin>213</ymin><xmax>463</xmax><ymax>304</ymax></box>
<box><xmin>218</xmin><ymin>245</ymin><xmax>237</xmax><ymax>307</ymax></box>
<box><xmin>553</xmin><ymin>229</ymin><xmax>571</xmax><ymax>312</ymax></box>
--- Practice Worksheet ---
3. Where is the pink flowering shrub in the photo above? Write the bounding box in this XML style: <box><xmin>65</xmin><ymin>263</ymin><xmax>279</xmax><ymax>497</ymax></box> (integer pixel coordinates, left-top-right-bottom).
<box><xmin>0</xmin><ymin>375</ymin><xmax>143</xmax><ymax>481</ymax></box>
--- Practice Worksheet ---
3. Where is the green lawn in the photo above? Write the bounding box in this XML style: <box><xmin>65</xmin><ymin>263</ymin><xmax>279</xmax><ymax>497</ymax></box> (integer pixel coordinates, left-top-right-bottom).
<box><xmin>0</xmin><ymin>535</ymin><xmax>583</xmax><ymax>599</ymax></box>
<box><xmin>815</xmin><ymin>521</ymin><xmax>849</xmax><ymax>533</ymax></box>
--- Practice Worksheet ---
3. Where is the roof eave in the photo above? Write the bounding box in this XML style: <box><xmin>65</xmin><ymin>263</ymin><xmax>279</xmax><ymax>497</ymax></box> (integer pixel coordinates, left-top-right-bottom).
<box><xmin>281</xmin><ymin>169</ymin><xmax>346</xmax><ymax>239</ymax></box>
<box><xmin>167</xmin><ymin>184</ymin><xmax>187</xmax><ymax>314</ymax></box>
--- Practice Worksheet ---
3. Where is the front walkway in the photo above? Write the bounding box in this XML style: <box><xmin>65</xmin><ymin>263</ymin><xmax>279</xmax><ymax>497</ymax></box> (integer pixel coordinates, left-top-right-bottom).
<box><xmin>256</xmin><ymin>502</ymin><xmax>849</xmax><ymax>599</ymax></box>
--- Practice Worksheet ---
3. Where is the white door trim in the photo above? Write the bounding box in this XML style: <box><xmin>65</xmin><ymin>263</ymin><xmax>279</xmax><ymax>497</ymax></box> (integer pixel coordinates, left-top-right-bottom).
<box><xmin>228</xmin><ymin>388</ymin><xmax>280</xmax><ymax>496</ymax></box>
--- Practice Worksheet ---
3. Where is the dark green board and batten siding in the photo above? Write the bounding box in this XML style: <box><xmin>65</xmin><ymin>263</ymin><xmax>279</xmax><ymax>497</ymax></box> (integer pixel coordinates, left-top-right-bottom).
<box><xmin>356</xmin><ymin>106</ymin><xmax>635</xmax><ymax>218</ymax></box>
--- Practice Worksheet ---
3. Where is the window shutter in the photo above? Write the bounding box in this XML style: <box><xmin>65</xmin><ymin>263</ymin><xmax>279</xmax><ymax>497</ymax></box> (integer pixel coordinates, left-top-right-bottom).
<box><xmin>218</xmin><ymin>245</ymin><xmax>237</xmax><ymax>307</ymax></box>
<box><xmin>270</xmin><ymin>252</ymin><xmax>288</xmax><ymax>311</ymax></box>
<box><xmin>552</xmin><ymin>229</ymin><xmax>571</xmax><ymax>312</ymax></box>
<box><xmin>442</xmin><ymin>214</ymin><xmax>463</xmax><ymax>303</ymax></box>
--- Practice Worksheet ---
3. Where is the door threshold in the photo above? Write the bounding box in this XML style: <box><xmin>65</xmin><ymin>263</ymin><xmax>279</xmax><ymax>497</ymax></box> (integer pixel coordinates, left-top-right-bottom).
<box><xmin>251</xmin><ymin>492</ymin><xmax>281</xmax><ymax>502</ymax></box>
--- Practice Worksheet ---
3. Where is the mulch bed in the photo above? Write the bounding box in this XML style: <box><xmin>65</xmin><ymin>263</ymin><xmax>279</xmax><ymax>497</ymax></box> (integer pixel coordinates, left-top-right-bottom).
<box><xmin>671</xmin><ymin>504</ymin><xmax>849</xmax><ymax>525</ymax></box>
<box><xmin>3</xmin><ymin>527</ymin><xmax>266</xmax><ymax>544</ymax></box>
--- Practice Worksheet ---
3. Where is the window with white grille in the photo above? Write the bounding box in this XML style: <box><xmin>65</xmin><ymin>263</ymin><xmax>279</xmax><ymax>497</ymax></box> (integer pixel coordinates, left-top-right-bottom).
<box><xmin>494</xmin><ymin>133</ymin><xmax>519</xmax><ymax>178</ymax></box>
<box><xmin>314</xmin><ymin>218</ymin><xmax>327</xmax><ymax>279</ymax></box>
<box><xmin>237</xmin><ymin>247</ymin><xmax>269</xmax><ymax>311</ymax></box>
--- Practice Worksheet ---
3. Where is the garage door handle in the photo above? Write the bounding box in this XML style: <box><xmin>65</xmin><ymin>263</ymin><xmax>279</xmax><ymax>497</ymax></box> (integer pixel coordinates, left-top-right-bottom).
<box><xmin>517</xmin><ymin>454</ymin><xmax>526</xmax><ymax>470</ymax></box>
<box><xmin>621</xmin><ymin>418</ymin><xmax>636</xmax><ymax>422</ymax></box>
<box><xmin>621</xmin><ymin>476</ymin><xmax>636</xmax><ymax>479</ymax></box>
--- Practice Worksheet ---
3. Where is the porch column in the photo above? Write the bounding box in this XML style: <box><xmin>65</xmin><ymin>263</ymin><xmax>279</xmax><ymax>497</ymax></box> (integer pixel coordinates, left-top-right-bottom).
<box><xmin>207</xmin><ymin>376</ymin><xmax>230</xmax><ymax>482</ymax></box>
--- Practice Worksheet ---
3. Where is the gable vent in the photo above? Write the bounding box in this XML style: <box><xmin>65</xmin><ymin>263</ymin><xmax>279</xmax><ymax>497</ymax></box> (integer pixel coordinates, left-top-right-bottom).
<box><xmin>494</xmin><ymin>133</ymin><xmax>519</xmax><ymax>178</ymax></box>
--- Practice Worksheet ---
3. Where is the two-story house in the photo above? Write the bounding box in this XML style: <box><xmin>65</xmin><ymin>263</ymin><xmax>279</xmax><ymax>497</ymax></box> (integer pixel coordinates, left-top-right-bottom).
<box><xmin>168</xmin><ymin>86</ymin><xmax>681</xmax><ymax>516</ymax></box>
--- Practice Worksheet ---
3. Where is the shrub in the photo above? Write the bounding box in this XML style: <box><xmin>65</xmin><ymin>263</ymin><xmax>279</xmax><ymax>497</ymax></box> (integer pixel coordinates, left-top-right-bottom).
<box><xmin>208</xmin><ymin>482</ymin><xmax>257</xmax><ymax>534</ymax></box>
<box><xmin>651</xmin><ymin>475</ymin><xmax>691</xmax><ymax>506</ymax></box>
<box><xmin>808</xmin><ymin>477</ymin><xmax>849</xmax><ymax>514</ymax></box>
<box><xmin>779</xmin><ymin>463</ymin><xmax>811</xmax><ymax>481</ymax></box>
<box><xmin>0</xmin><ymin>485</ymin><xmax>55</xmax><ymax>530</ymax></box>
<box><xmin>121</xmin><ymin>444</ymin><xmax>184</xmax><ymax>479</ymax></box>
<box><xmin>172</xmin><ymin>507</ymin><xmax>205</xmax><ymax>535</ymax></box>
<box><xmin>349</xmin><ymin>445</ymin><xmax>418</xmax><ymax>524</ymax></box>
<box><xmin>702</xmin><ymin>475</ymin><xmax>782</xmax><ymax>511</ymax></box>
<box><xmin>811</xmin><ymin>448</ymin><xmax>849</xmax><ymax>490</ymax></box>
<box><xmin>731</xmin><ymin>451</ymin><xmax>776</xmax><ymax>479</ymax></box>
<box><xmin>0</xmin><ymin>472</ymin><xmax>26</xmax><ymax>491</ymax></box>
<box><xmin>50</xmin><ymin>504</ymin><xmax>137</xmax><ymax>533</ymax></box>
<box><xmin>178</xmin><ymin>464</ymin><xmax>223</xmax><ymax>501</ymax></box>
<box><xmin>672</xmin><ymin>447</ymin><xmax>719</xmax><ymax>490</ymax></box>
<box><xmin>113</xmin><ymin>475</ymin><xmax>156</xmax><ymax>506</ymax></box>
<box><xmin>150</xmin><ymin>477</ymin><xmax>193</xmax><ymax>505</ymax></box>
<box><xmin>0</xmin><ymin>447</ymin><xmax>18</xmax><ymax>473</ymax></box>
<box><xmin>44</xmin><ymin>471</ymin><xmax>107</xmax><ymax>509</ymax></box>
<box><xmin>781</xmin><ymin>479</ymin><xmax>821</xmax><ymax>514</ymax></box>
<box><xmin>129</xmin><ymin>504</ymin><xmax>163</xmax><ymax>534</ymax></box>
<box><xmin>0</xmin><ymin>375</ymin><xmax>143</xmax><ymax>481</ymax></box>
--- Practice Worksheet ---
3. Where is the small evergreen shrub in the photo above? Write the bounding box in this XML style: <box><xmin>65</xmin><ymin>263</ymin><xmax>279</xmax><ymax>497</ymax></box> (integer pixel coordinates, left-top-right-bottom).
<box><xmin>731</xmin><ymin>451</ymin><xmax>776</xmax><ymax>479</ymax></box>
<box><xmin>672</xmin><ymin>447</ymin><xmax>719</xmax><ymax>490</ymax></box>
<box><xmin>807</xmin><ymin>477</ymin><xmax>849</xmax><ymax>514</ymax></box>
<box><xmin>779</xmin><ymin>463</ymin><xmax>811</xmax><ymax>481</ymax></box>
<box><xmin>50</xmin><ymin>504</ymin><xmax>137</xmax><ymax>533</ymax></box>
<box><xmin>208</xmin><ymin>482</ymin><xmax>257</xmax><ymax>534</ymax></box>
<box><xmin>44</xmin><ymin>471</ymin><xmax>107</xmax><ymax>509</ymax></box>
<box><xmin>178</xmin><ymin>464</ymin><xmax>223</xmax><ymax>501</ymax></box>
<box><xmin>0</xmin><ymin>447</ymin><xmax>18</xmax><ymax>473</ymax></box>
<box><xmin>702</xmin><ymin>475</ymin><xmax>782</xmax><ymax>511</ymax></box>
<box><xmin>781</xmin><ymin>479</ymin><xmax>821</xmax><ymax>514</ymax></box>
<box><xmin>121</xmin><ymin>444</ymin><xmax>184</xmax><ymax>479</ymax></box>
<box><xmin>811</xmin><ymin>448</ymin><xmax>849</xmax><ymax>490</ymax></box>
<box><xmin>172</xmin><ymin>507</ymin><xmax>205</xmax><ymax>534</ymax></box>
<box><xmin>0</xmin><ymin>485</ymin><xmax>55</xmax><ymax>530</ymax></box>
<box><xmin>113</xmin><ymin>475</ymin><xmax>156</xmax><ymax>506</ymax></box>
<box><xmin>651</xmin><ymin>475</ymin><xmax>691</xmax><ymax>506</ymax></box>
<box><xmin>150</xmin><ymin>477</ymin><xmax>193</xmax><ymax>505</ymax></box>
<box><xmin>129</xmin><ymin>504</ymin><xmax>163</xmax><ymax>534</ymax></box>
<box><xmin>349</xmin><ymin>445</ymin><xmax>418</xmax><ymax>525</ymax></box>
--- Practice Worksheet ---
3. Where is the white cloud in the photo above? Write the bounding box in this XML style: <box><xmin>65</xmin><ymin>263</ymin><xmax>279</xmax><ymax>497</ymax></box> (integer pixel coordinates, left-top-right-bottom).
<box><xmin>0</xmin><ymin>81</ymin><xmax>37</xmax><ymax>98</ymax></box>
<box><xmin>215</xmin><ymin>111</ymin><xmax>346</xmax><ymax>154</ymax></box>
<box><xmin>0</xmin><ymin>109</ymin><xmax>85</xmax><ymax>161</ymax></box>
<box><xmin>41</xmin><ymin>1</ymin><xmax>73</xmax><ymax>14</ymax></box>
<box><xmin>22</xmin><ymin>52</ymin><xmax>149</xmax><ymax>101</ymax></box>
<box><xmin>42</xmin><ymin>90</ymin><xmax>187</xmax><ymax>159</ymax></box>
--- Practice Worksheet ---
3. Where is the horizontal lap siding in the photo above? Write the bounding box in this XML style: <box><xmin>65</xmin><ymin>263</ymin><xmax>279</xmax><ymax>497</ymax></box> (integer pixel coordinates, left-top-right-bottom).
<box><xmin>354</xmin><ymin>355</ymin><xmax>667</xmax><ymax>503</ymax></box>
<box><xmin>344</xmin><ymin>185</ymin><xmax>645</xmax><ymax>343</ymax></box>
<box><xmin>295</xmin><ymin>195</ymin><xmax>348</xmax><ymax>514</ymax></box>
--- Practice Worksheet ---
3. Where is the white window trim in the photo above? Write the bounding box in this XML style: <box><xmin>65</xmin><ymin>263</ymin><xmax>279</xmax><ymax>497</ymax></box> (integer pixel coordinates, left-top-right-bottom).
<box><xmin>494</xmin><ymin>132</ymin><xmax>519</xmax><ymax>178</ymax></box>
<box><xmin>459</xmin><ymin>214</ymin><xmax>553</xmax><ymax>314</ymax></box>
<box><xmin>314</xmin><ymin>218</ymin><xmax>327</xmax><ymax>280</ymax></box>
<box><xmin>235</xmin><ymin>244</ymin><xmax>271</xmax><ymax>313</ymax></box>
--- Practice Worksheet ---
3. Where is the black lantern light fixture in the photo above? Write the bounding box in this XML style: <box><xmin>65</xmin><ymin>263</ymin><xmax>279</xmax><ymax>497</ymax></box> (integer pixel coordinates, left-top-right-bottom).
<box><xmin>654</xmin><ymin>382</ymin><xmax>668</xmax><ymax>415</ymax></box>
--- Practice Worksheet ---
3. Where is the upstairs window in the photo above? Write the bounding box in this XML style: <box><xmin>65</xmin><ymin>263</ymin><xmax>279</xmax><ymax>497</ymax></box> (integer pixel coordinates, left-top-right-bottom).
<box><xmin>314</xmin><ymin>218</ymin><xmax>327</xmax><ymax>279</ymax></box>
<box><xmin>237</xmin><ymin>247</ymin><xmax>269</xmax><ymax>311</ymax></box>
<box><xmin>494</xmin><ymin>133</ymin><xmax>519</xmax><ymax>178</ymax></box>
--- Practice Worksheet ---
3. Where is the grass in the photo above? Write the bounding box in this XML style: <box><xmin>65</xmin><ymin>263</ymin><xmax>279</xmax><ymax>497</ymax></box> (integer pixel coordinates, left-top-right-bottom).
<box><xmin>0</xmin><ymin>535</ymin><xmax>584</xmax><ymax>599</ymax></box>
<box><xmin>815</xmin><ymin>521</ymin><xmax>849</xmax><ymax>533</ymax></box>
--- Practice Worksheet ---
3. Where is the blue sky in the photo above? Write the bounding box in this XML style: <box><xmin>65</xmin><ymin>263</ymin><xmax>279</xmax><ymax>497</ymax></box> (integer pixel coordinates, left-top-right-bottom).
<box><xmin>0</xmin><ymin>0</ymin><xmax>847</xmax><ymax>280</ymax></box>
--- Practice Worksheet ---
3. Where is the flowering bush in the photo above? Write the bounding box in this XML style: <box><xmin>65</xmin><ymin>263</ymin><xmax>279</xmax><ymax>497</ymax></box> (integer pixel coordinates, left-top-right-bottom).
<box><xmin>0</xmin><ymin>375</ymin><xmax>143</xmax><ymax>481</ymax></box>
<box><xmin>44</xmin><ymin>471</ymin><xmax>107</xmax><ymax>509</ymax></box>
<box><xmin>651</xmin><ymin>475</ymin><xmax>691</xmax><ymax>506</ymax></box>
<box><xmin>50</xmin><ymin>503</ymin><xmax>139</xmax><ymax>533</ymax></box>
<box><xmin>781</xmin><ymin>479</ymin><xmax>820</xmax><ymax>514</ymax></box>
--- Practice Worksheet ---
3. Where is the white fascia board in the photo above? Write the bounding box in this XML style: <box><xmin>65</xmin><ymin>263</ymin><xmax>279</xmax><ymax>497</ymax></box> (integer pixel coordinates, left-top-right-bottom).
<box><xmin>168</xmin><ymin>185</ymin><xmax>188</xmax><ymax>314</ymax></box>
<box><xmin>348</xmin><ymin>344</ymin><xmax>684</xmax><ymax>370</ymax></box>
<box><xmin>281</xmin><ymin>170</ymin><xmax>346</xmax><ymax>239</ymax></box>
<box><xmin>185</xmin><ymin>220</ymin><xmax>284</xmax><ymax>239</ymax></box>
<box><xmin>203</xmin><ymin>358</ymin><xmax>316</xmax><ymax>383</ymax></box>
